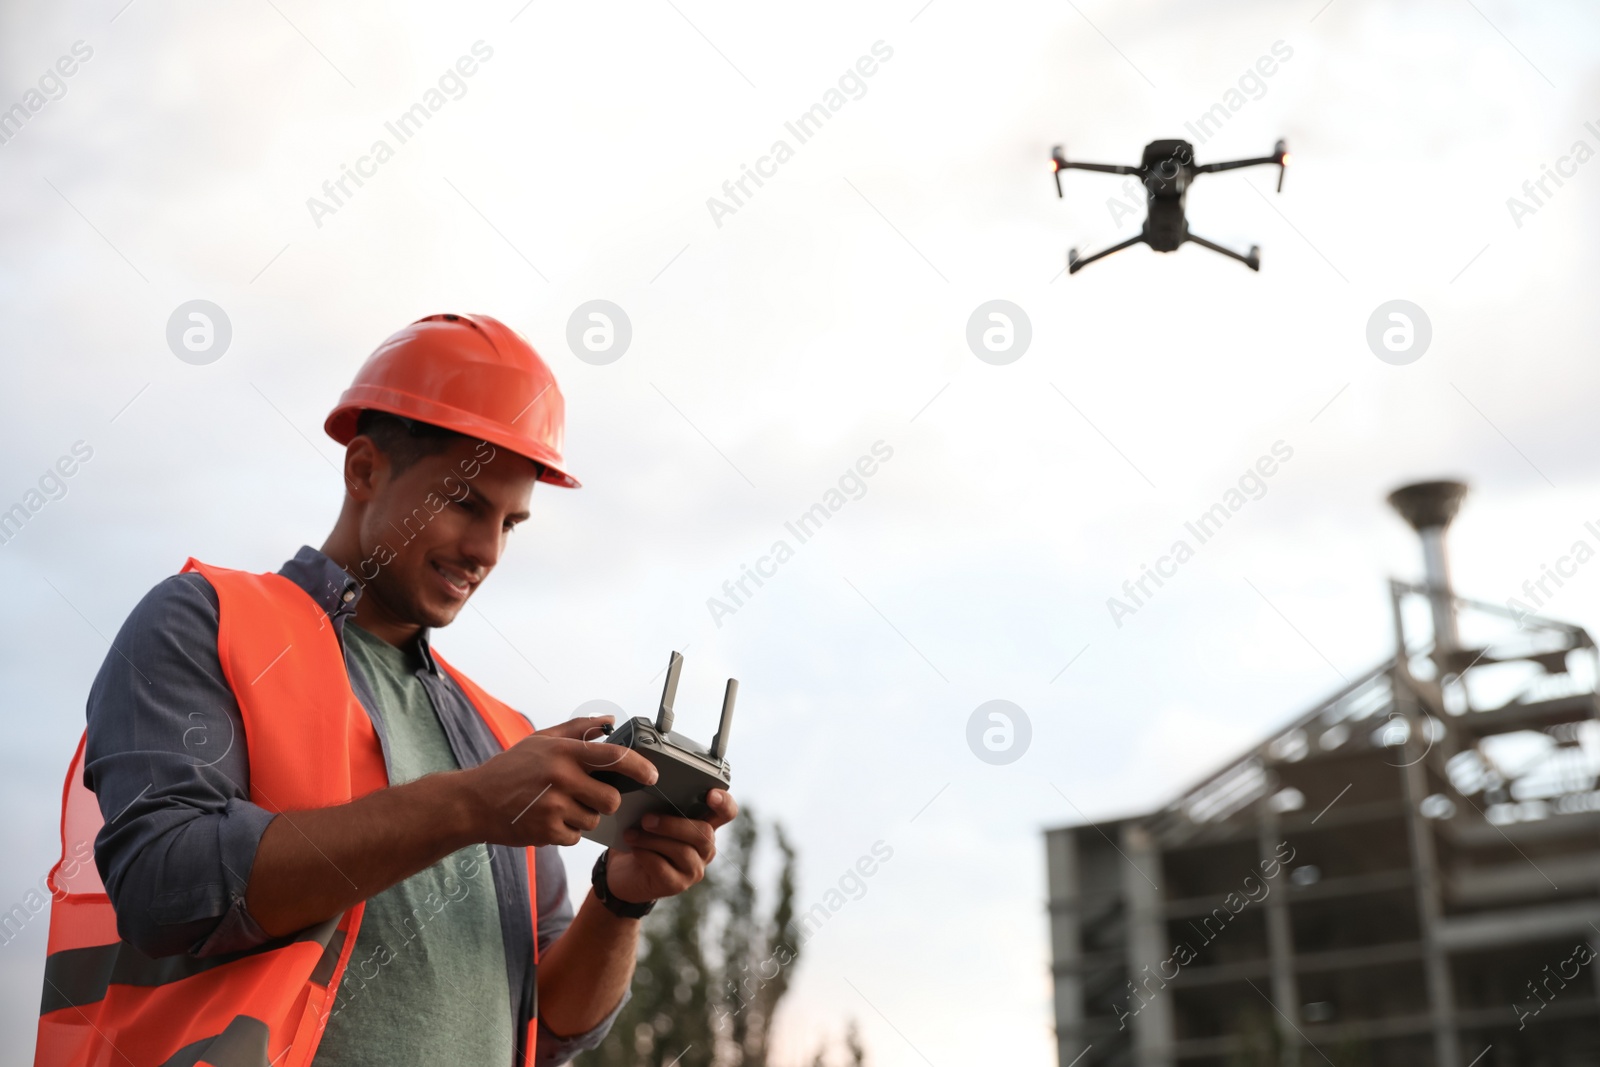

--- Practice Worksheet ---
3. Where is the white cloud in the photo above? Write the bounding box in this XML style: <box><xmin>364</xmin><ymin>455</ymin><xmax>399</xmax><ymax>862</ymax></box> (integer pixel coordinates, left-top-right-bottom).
<box><xmin>3</xmin><ymin>0</ymin><xmax>1599</xmax><ymax>1063</ymax></box>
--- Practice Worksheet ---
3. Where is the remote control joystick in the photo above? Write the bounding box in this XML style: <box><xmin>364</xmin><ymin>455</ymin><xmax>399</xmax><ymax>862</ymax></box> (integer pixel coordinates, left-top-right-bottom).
<box><xmin>581</xmin><ymin>652</ymin><xmax>737</xmax><ymax>849</ymax></box>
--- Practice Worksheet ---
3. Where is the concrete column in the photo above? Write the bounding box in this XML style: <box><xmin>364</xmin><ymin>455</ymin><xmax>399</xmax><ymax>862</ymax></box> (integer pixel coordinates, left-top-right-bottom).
<box><xmin>1259</xmin><ymin>806</ymin><xmax>1301</xmax><ymax>1067</ymax></box>
<box><xmin>1398</xmin><ymin>687</ymin><xmax>1463</xmax><ymax>1067</ymax></box>
<box><xmin>1122</xmin><ymin>822</ymin><xmax>1175</xmax><ymax>1067</ymax></box>
<box><xmin>1045</xmin><ymin>828</ymin><xmax>1088</xmax><ymax>1067</ymax></box>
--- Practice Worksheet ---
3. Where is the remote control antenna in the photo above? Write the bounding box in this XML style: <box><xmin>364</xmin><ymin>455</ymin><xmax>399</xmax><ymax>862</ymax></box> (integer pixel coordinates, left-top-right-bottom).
<box><xmin>709</xmin><ymin>678</ymin><xmax>737</xmax><ymax>762</ymax></box>
<box><xmin>656</xmin><ymin>651</ymin><xmax>683</xmax><ymax>734</ymax></box>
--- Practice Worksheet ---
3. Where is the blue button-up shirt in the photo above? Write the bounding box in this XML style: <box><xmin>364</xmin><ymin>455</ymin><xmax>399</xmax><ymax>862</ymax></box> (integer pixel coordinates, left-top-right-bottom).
<box><xmin>83</xmin><ymin>547</ymin><xmax>620</xmax><ymax>1065</ymax></box>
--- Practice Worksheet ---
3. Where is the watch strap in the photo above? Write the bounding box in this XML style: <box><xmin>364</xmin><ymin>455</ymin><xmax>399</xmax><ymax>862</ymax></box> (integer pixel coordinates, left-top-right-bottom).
<box><xmin>592</xmin><ymin>849</ymin><xmax>656</xmax><ymax>919</ymax></box>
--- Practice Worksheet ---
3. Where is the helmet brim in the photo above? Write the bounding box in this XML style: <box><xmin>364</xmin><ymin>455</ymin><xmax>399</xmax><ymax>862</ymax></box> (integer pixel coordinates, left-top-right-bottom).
<box><xmin>325</xmin><ymin>393</ymin><xmax>581</xmax><ymax>489</ymax></box>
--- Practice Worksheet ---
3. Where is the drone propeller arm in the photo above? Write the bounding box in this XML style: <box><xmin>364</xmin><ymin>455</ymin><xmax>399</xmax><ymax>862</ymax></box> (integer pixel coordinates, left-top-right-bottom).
<box><xmin>1068</xmin><ymin>231</ymin><xmax>1148</xmax><ymax>274</ymax></box>
<box><xmin>1050</xmin><ymin>146</ymin><xmax>1137</xmax><ymax>197</ymax></box>
<box><xmin>1060</xmin><ymin>161</ymin><xmax>1140</xmax><ymax>175</ymax></box>
<box><xmin>1193</xmin><ymin>155</ymin><xmax>1281</xmax><ymax>174</ymax></box>
<box><xmin>1184</xmin><ymin>231</ymin><xmax>1260</xmax><ymax>271</ymax></box>
<box><xmin>1198</xmin><ymin>140</ymin><xmax>1288</xmax><ymax>191</ymax></box>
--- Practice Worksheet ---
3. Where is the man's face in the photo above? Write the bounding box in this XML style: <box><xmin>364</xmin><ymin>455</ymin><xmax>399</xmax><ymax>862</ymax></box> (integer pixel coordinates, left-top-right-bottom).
<box><xmin>356</xmin><ymin>436</ymin><xmax>535</xmax><ymax>630</ymax></box>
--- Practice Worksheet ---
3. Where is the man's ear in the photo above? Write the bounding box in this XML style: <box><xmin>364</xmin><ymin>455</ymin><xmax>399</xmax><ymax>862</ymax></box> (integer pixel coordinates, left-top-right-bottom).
<box><xmin>342</xmin><ymin>437</ymin><xmax>385</xmax><ymax>502</ymax></box>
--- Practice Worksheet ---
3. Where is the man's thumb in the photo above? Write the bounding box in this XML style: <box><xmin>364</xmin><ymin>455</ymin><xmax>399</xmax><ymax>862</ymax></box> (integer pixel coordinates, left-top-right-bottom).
<box><xmin>535</xmin><ymin>716</ymin><xmax>614</xmax><ymax>741</ymax></box>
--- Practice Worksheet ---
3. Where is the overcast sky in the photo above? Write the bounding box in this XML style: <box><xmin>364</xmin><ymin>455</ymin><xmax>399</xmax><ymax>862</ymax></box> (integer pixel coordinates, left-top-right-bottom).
<box><xmin>3</xmin><ymin>0</ymin><xmax>1599</xmax><ymax>1063</ymax></box>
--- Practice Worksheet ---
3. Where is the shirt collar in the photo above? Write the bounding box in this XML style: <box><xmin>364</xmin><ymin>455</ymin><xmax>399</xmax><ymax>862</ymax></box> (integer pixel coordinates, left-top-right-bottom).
<box><xmin>278</xmin><ymin>545</ymin><xmax>438</xmax><ymax>673</ymax></box>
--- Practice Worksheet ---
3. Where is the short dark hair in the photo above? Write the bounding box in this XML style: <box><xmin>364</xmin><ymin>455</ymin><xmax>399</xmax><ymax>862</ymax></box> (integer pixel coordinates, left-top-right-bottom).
<box><xmin>355</xmin><ymin>410</ymin><xmax>468</xmax><ymax>474</ymax></box>
<box><xmin>353</xmin><ymin>409</ymin><xmax>546</xmax><ymax>481</ymax></box>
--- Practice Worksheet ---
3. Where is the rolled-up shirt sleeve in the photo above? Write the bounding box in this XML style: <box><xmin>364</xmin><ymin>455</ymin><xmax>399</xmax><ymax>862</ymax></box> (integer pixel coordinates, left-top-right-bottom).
<box><xmin>533</xmin><ymin>846</ymin><xmax>629</xmax><ymax>1066</ymax></box>
<box><xmin>84</xmin><ymin>572</ymin><xmax>278</xmax><ymax>959</ymax></box>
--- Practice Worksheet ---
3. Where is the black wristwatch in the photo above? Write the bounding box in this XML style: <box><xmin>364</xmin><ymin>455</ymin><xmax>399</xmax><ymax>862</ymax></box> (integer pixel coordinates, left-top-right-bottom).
<box><xmin>592</xmin><ymin>850</ymin><xmax>656</xmax><ymax>919</ymax></box>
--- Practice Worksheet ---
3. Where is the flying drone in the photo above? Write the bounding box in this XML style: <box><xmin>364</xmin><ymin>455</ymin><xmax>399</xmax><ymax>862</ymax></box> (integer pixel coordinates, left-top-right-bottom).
<box><xmin>1050</xmin><ymin>138</ymin><xmax>1289</xmax><ymax>273</ymax></box>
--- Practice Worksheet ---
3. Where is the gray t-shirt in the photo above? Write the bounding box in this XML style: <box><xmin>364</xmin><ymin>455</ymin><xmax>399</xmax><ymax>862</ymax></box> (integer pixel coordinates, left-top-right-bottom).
<box><xmin>313</xmin><ymin>623</ymin><xmax>515</xmax><ymax>1066</ymax></box>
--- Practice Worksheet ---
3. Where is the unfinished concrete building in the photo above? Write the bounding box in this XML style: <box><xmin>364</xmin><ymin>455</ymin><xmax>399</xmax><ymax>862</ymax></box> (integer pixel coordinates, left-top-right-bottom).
<box><xmin>1045</xmin><ymin>482</ymin><xmax>1600</xmax><ymax>1067</ymax></box>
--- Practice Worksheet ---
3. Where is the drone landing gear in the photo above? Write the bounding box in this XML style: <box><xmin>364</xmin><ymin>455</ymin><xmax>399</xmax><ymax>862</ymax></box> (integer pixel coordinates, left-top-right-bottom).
<box><xmin>1185</xmin><ymin>232</ymin><xmax>1260</xmax><ymax>272</ymax></box>
<box><xmin>1068</xmin><ymin>232</ymin><xmax>1147</xmax><ymax>274</ymax></box>
<box><xmin>1068</xmin><ymin>230</ymin><xmax>1262</xmax><ymax>273</ymax></box>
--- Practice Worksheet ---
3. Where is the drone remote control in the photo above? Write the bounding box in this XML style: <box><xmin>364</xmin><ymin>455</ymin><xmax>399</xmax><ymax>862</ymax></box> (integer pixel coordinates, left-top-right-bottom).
<box><xmin>581</xmin><ymin>651</ymin><xmax>736</xmax><ymax>850</ymax></box>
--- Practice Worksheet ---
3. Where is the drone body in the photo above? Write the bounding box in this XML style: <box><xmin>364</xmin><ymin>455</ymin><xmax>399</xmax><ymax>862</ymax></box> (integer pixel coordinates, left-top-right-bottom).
<box><xmin>1050</xmin><ymin>138</ymin><xmax>1288</xmax><ymax>273</ymax></box>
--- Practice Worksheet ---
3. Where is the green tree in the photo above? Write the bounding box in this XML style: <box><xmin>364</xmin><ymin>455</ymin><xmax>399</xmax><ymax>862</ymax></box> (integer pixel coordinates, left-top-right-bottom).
<box><xmin>1224</xmin><ymin>1006</ymin><xmax>1367</xmax><ymax>1067</ymax></box>
<box><xmin>844</xmin><ymin>1020</ymin><xmax>865</xmax><ymax>1067</ymax></box>
<box><xmin>584</xmin><ymin>812</ymin><xmax>800</xmax><ymax>1067</ymax></box>
<box><xmin>801</xmin><ymin>1019</ymin><xmax>865</xmax><ymax>1067</ymax></box>
<box><xmin>1225</xmin><ymin>1005</ymin><xmax>1281</xmax><ymax>1067</ymax></box>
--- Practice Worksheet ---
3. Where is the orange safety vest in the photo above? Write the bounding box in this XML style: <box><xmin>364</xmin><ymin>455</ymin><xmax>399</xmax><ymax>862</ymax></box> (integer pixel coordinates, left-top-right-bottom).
<box><xmin>35</xmin><ymin>560</ymin><xmax>539</xmax><ymax>1067</ymax></box>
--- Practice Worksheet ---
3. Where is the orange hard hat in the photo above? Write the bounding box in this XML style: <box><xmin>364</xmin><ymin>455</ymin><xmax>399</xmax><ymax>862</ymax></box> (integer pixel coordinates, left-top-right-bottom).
<box><xmin>325</xmin><ymin>313</ymin><xmax>580</xmax><ymax>488</ymax></box>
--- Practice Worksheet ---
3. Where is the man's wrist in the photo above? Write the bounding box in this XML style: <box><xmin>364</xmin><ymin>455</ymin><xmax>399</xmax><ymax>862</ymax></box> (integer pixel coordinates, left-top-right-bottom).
<box><xmin>592</xmin><ymin>850</ymin><xmax>655</xmax><ymax>919</ymax></box>
<box><xmin>432</xmin><ymin>768</ymin><xmax>486</xmax><ymax>849</ymax></box>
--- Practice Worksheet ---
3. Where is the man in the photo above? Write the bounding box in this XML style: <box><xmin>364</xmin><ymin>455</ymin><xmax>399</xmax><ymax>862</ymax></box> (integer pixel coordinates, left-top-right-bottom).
<box><xmin>34</xmin><ymin>313</ymin><xmax>736</xmax><ymax>1067</ymax></box>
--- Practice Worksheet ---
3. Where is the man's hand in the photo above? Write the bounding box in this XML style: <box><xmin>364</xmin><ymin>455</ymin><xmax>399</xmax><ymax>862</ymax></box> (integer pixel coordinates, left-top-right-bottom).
<box><xmin>605</xmin><ymin>789</ymin><xmax>738</xmax><ymax>904</ymax></box>
<box><xmin>464</xmin><ymin>716</ymin><xmax>658</xmax><ymax>848</ymax></box>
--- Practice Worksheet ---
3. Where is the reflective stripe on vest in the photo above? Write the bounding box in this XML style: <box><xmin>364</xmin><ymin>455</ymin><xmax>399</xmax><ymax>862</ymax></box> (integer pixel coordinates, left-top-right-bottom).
<box><xmin>35</xmin><ymin>559</ymin><xmax>539</xmax><ymax>1067</ymax></box>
